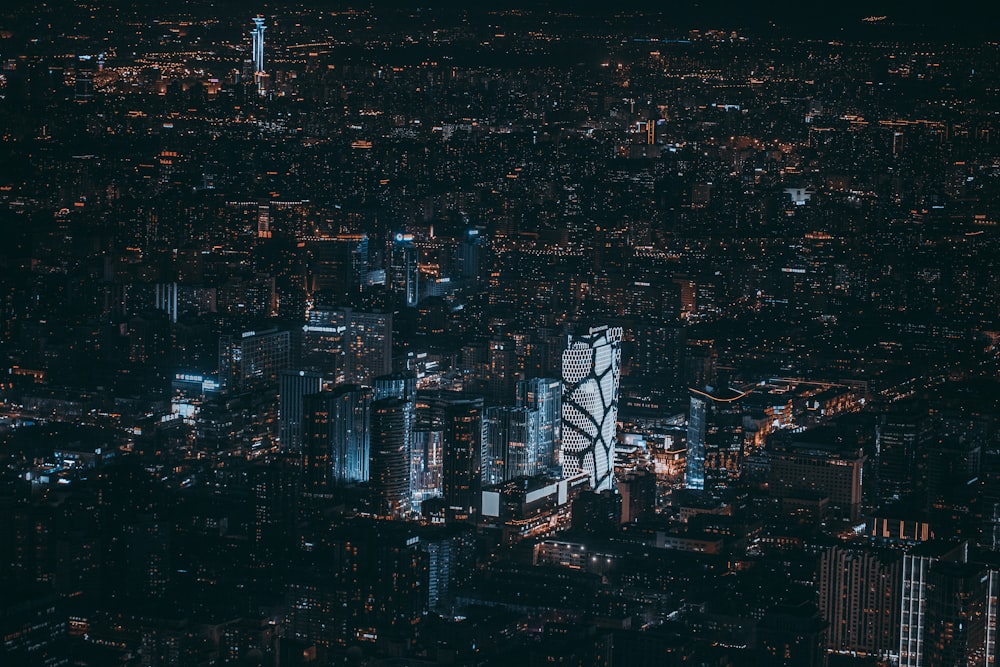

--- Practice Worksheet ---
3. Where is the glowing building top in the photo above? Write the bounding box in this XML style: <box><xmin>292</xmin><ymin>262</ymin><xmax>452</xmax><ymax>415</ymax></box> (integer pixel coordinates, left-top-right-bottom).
<box><xmin>251</xmin><ymin>17</ymin><xmax>266</xmax><ymax>74</ymax></box>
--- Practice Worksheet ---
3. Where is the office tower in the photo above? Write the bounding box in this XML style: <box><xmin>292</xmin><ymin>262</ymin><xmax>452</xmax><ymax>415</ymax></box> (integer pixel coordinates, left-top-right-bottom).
<box><xmin>923</xmin><ymin>560</ymin><xmax>989</xmax><ymax>667</ymax></box>
<box><xmin>561</xmin><ymin>325</ymin><xmax>623</xmax><ymax>493</ymax></box>
<box><xmin>287</xmin><ymin>521</ymin><xmax>428</xmax><ymax>648</ymax></box>
<box><xmin>876</xmin><ymin>404</ymin><xmax>932</xmax><ymax>505</ymax></box>
<box><xmin>421</xmin><ymin>392</ymin><xmax>484</xmax><ymax>520</ymax></box>
<box><xmin>374</xmin><ymin>375</ymin><xmax>423</xmax><ymax>503</ymax></box>
<box><xmin>389</xmin><ymin>233</ymin><xmax>419</xmax><ymax>307</ymax></box>
<box><xmin>482</xmin><ymin>406</ymin><xmax>539</xmax><ymax>485</ymax></box>
<box><xmin>302</xmin><ymin>306</ymin><xmax>391</xmax><ymax>385</ymax></box>
<box><xmin>248</xmin><ymin>456</ymin><xmax>298</xmax><ymax>574</ymax></box>
<box><xmin>630</xmin><ymin>321</ymin><xmax>685</xmax><ymax>391</ymax></box>
<box><xmin>421</xmin><ymin>526</ymin><xmax>476</xmax><ymax>614</ymax></box>
<box><xmin>767</xmin><ymin>430</ymin><xmax>867</xmax><ymax>522</ymax></box>
<box><xmin>481</xmin><ymin>338</ymin><xmax>516</xmax><ymax>404</ymax></box>
<box><xmin>818</xmin><ymin>545</ymin><xmax>902</xmax><ymax>658</ymax></box>
<box><xmin>301</xmin><ymin>393</ymin><xmax>333</xmax><ymax>494</ymax></box>
<box><xmin>302</xmin><ymin>385</ymin><xmax>372</xmax><ymax>492</ymax></box>
<box><xmin>251</xmin><ymin>17</ymin><xmax>266</xmax><ymax>74</ymax></box>
<box><xmin>370</xmin><ymin>398</ymin><xmax>413</xmax><ymax>519</ymax></box>
<box><xmin>684</xmin><ymin>386</ymin><xmax>748</xmax><ymax>494</ymax></box>
<box><xmin>302</xmin><ymin>306</ymin><xmax>346</xmax><ymax>378</ymax></box>
<box><xmin>571</xmin><ymin>489</ymin><xmax>622</xmax><ymax>534</ymax></box>
<box><xmin>411</xmin><ymin>425</ymin><xmax>444</xmax><ymax>506</ymax></box>
<box><xmin>218</xmin><ymin>327</ymin><xmax>292</xmax><ymax>394</ymax></box>
<box><xmin>683</xmin><ymin>341</ymin><xmax>718</xmax><ymax>390</ymax></box>
<box><xmin>343</xmin><ymin>309</ymin><xmax>392</xmax><ymax>385</ymax></box>
<box><xmin>899</xmin><ymin>541</ymin><xmax>970</xmax><ymax>667</ymax></box>
<box><xmin>0</xmin><ymin>588</ymin><xmax>69</xmax><ymax>667</ymax></box>
<box><xmin>279</xmin><ymin>369</ymin><xmax>324</xmax><ymax>453</ymax></box>
<box><xmin>617</xmin><ymin>468</ymin><xmax>656</xmax><ymax>523</ymax></box>
<box><xmin>455</xmin><ymin>228</ymin><xmax>483</xmax><ymax>284</ymax></box>
<box><xmin>517</xmin><ymin>377</ymin><xmax>562</xmax><ymax>472</ymax></box>
<box><xmin>373</xmin><ymin>371</ymin><xmax>417</xmax><ymax>402</ymax></box>
<box><xmin>328</xmin><ymin>385</ymin><xmax>372</xmax><ymax>484</ymax></box>
<box><xmin>304</xmin><ymin>234</ymin><xmax>369</xmax><ymax>302</ymax></box>
<box><xmin>154</xmin><ymin>282</ymin><xmax>178</xmax><ymax>323</ymax></box>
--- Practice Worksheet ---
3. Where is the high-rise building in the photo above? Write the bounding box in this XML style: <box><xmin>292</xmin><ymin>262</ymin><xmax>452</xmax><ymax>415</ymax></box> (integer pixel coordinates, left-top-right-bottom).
<box><xmin>684</xmin><ymin>386</ymin><xmax>748</xmax><ymax>494</ymax></box>
<box><xmin>818</xmin><ymin>545</ymin><xmax>902</xmax><ymax>658</ymax></box>
<box><xmin>304</xmin><ymin>234</ymin><xmax>369</xmax><ymax>302</ymax></box>
<box><xmin>482</xmin><ymin>406</ymin><xmax>539</xmax><ymax>485</ymax></box>
<box><xmin>517</xmin><ymin>377</ymin><xmax>562</xmax><ymax>473</ymax></box>
<box><xmin>923</xmin><ymin>560</ymin><xmax>990</xmax><ymax>667</ymax></box>
<box><xmin>370</xmin><ymin>397</ymin><xmax>413</xmax><ymax>519</ymax></box>
<box><xmin>302</xmin><ymin>306</ymin><xmax>392</xmax><ymax>384</ymax></box>
<box><xmin>899</xmin><ymin>541</ymin><xmax>970</xmax><ymax>667</ymax></box>
<box><xmin>287</xmin><ymin>520</ymin><xmax>428</xmax><ymax>648</ymax></box>
<box><xmin>421</xmin><ymin>525</ymin><xmax>476</xmax><ymax>614</ymax></box>
<box><xmin>219</xmin><ymin>328</ymin><xmax>292</xmax><ymax>394</ymax></box>
<box><xmin>877</xmin><ymin>404</ymin><xmax>932</xmax><ymax>505</ymax></box>
<box><xmin>250</xmin><ymin>16</ymin><xmax>266</xmax><ymax>96</ymax></box>
<box><xmin>373</xmin><ymin>371</ymin><xmax>417</xmax><ymax>402</ymax></box>
<box><xmin>630</xmin><ymin>321</ymin><xmax>685</xmax><ymax>391</ymax></box>
<box><xmin>561</xmin><ymin>325</ymin><xmax>623</xmax><ymax>492</ymax></box>
<box><xmin>279</xmin><ymin>369</ymin><xmax>324</xmax><ymax>453</ymax></box>
<box><xmin>343</xmin><ymin>310</ymin><xmax>393</xmax><ymax>385</ymax></box>
<box><xmin>250</xmin><ymin>17</ymin><xmax>266</xmax><ymax>74</ymax></box>
<box><xmin>302</xmin><ymin>385</ymin><xmax>372</xmax><ymax>492</ymax></box>
<box><xmin>421</xmin><ymin>392</ymin><xmax>484</xmax><ymax>521</ymax></box>
<box><xmin>389</xmin><ymin>233</ymin><xmax>419</xmax><ymax>307</ymax></box>
<box><xmin>617</xmin><ymin>467</ymin><xmax>656</xmax><ymax>524</ymax></box>
<box><xmin>411</xmin><ymin>425</ymin><xmax>444</xmax><ymax>507</ymax></box>
<box><xmin>248</xmin><ymin>457</ymin><xmax>299</xmax><ymax>573</ymax></box>
<box><xmin>768</xmin><ymin>430</ymin><xmax>867</xmax><ymax>522</ymax></box>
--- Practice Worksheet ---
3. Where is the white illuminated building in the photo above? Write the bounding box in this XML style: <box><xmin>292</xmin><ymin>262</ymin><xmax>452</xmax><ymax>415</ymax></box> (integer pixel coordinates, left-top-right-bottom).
<box><xmin>561</xmin><ymin>325</ymin><xmax>622</xmax><ymax>492</ymax></box>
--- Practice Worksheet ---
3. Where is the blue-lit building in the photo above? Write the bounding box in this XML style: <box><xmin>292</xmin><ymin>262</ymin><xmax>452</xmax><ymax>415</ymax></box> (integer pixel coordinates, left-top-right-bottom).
<box><xmin>302</xmin><ymin>384</ymin><xmax>372</xmax><ymax>492</ymax></box>
<box><xmin>483</xmin><ymin>406</ymin><xmax>539</xmax><ymax>485</ymax></box>
<box><xmin>684</xmin><ymin>386</ymin><xmax>748</xmax><ymax>494</ymax></box>
<box><xmin>370</xmin><ymin>397</ymin><xmax>414</xmax><ymax>519</ymax></box>
<box><xmin>390</xmin><ymin>233</ymin><xmax>419</xmax><ymax>307</ymax></box>
<box><xmin>251</xmin><ymin>16</ymin><xmax>266</xmax><ymax>74</ymax></box>
<box><xmin>517</xmin><ymin>377</ymin><xmax>562</xmax><ymax>473</ymax></box>
<box><xmin>279</xmin><ymin>369</ymin><xmax>325</xmax><ymax>454</ymax></box>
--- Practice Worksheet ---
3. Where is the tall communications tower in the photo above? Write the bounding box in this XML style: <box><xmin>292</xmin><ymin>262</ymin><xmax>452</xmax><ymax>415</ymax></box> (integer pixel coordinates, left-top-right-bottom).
<box><xmin>250</xmin><ymin>16</ymin><xmax>266</xmax><ymax>95</ymax></box>
<box><xmin>251</xmin><ymin>17</ymin><xmax>266</xmax><ymax>74</ymax></box>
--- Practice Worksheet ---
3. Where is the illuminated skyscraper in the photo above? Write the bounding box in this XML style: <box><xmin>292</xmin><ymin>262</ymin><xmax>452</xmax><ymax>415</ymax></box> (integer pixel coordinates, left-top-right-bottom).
<box><xmin>373</xmin><ymin>371</ymin><xmax>417</xmax><ymax>402</ymax></box>
<box><xmin>482</xmin><ymin>406</ymin><xmax>538</xmax><ymax>485</ymax></box>
<box><xmin>302</xmin><ymin>306</ymin><xmax>392</xmax><ymax>384</ymax></box>
<box><xmin>818</xmin><ymin>545</ymin><xmax>901</xmax><ymax>658</ymax></box>
<box><xmin>516</xmin><ymin>377</ymin><xmax>561</xmax><ymax>473</ymax></box>
<box><xmin>389</xmin><ymin>233</ymin><xmax>419</xmax><ymax>307</ymax></box>
<box><xmin>218</xmin><ymin>327</ymin><xmax>292</xmax><ymax>394</ymax></box>
<box><xmin>279</xmin><ymin>369</ymin><xmax>324</xmax><ymax>453</ymax></box>
<box><xmin>561</xmin><ymin>325</ymin><xmax>622</xmax><ymax>492</ymax></box>
<box><xmin>370</xmin><ymin>397</ymin><xmax>413</xmax><ymax>519</ymax></box>
<box><xmin>891</xmin><ymin>540</ymin><xmax>1000</xmax><ymax>667</ymax></box>
<box><xmin>302</xmin><ymin>385</ymin><xmax>373</xmax><ymax>492</ymax></box>
<box><xmin>422</xmin><ymin>392</ymin><xmax>484</xmax><ymax>521</ymax></box>
<box><xmin>251</xmin><ymin>17</ymin><xmax>266</xmax><ymax>74</ymax></box>
<box><xmin>685</xmin><ymin>386</ymin><xmax>748</xmax><ymax>494</ymax></box>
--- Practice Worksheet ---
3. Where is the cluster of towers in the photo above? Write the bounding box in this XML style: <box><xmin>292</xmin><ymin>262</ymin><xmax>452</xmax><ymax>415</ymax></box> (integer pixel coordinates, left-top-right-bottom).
<box><xmin>279</xmin><ymin>325</ymin><xmax>624</xmax><ymax>519</ymax></box>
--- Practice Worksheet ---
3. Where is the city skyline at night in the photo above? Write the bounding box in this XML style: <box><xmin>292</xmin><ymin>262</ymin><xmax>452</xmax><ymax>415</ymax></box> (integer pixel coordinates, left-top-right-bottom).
<box><xmin>0</xmin><ymin>2</ymin><xmax>999</xmax><ymax>666</ymax></box>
